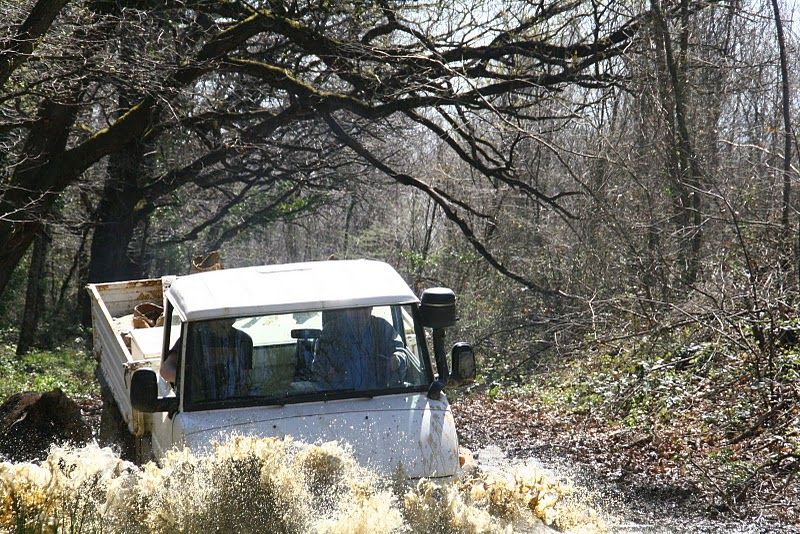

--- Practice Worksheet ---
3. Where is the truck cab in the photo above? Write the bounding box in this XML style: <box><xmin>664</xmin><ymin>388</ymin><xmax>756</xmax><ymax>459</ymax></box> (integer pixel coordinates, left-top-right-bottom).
<box><xmin>114</xmin><ymin>260</ymin><xmax>475</xmax><ymax>478</ymax></box>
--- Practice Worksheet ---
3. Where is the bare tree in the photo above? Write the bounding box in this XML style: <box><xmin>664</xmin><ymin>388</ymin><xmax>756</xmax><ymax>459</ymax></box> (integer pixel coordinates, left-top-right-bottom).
<box><xmin>770</xmin><ymin>0</ymin><xmax>795</xmax><ymax>280</ymax></box>
<box><xmin>0</xmin><ymin>0</ymin><xmax>709</xmax><ymax>299</ymax></box>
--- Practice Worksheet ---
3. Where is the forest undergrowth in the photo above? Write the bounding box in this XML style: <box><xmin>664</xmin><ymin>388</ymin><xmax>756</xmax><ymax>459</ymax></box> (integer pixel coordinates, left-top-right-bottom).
<box><xmin>456</xmin><ymin>303</ymin><xmax>800</xmax><ymax>525</ymax></box>
<box><xmin>0</xmin><ymin>333</ymin><xmax>97</xmax><ymax>402</ymax></box>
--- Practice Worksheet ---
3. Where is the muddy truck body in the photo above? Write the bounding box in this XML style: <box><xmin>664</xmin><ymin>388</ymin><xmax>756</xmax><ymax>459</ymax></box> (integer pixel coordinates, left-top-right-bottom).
<box><xmin>87</xmin><ymin>260</ymin><xmax>475</xmax><ymax>477</ymax></box>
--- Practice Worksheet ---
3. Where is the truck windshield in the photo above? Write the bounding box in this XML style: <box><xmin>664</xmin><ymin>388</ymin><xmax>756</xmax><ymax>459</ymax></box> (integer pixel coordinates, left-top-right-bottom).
<box><xmin>183</xmin><ymin>305</ymin><xmax>432</xmax><ymax>408</ymax></box>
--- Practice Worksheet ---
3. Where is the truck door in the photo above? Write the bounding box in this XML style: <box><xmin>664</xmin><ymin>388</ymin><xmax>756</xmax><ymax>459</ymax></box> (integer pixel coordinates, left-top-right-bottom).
<box><xmin>149</xmin><ymin>378</ymin><xmax>177</xmax><ymax>459</ymax></box>
<box><xmin>149</xmin><ymin>319</ymin><xmax>183</xmax><ymax>460</ymax></box>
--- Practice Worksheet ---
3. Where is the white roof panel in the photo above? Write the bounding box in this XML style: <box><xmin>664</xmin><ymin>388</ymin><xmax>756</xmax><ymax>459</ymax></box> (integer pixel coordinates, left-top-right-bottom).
<box><xmin>167</xmin><ymin>260</ymin><xmax>418</xmax><ymax>321</ymax></box>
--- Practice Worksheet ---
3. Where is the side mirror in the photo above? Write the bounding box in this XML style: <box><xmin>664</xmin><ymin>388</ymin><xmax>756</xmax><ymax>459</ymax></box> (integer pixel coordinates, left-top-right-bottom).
<box><xmin>130</xmin><ymin>368</ymin><xmax>178</xmax><ymax>413</ymax></box>
<box><xmin>451</xmin><ymin>342</ymin><xmax>476</xmax><ymax>383</ymax></box>
<box><xmin>420</xmin><ymin>287</ymin><xmax>456</xmax><ymax>328</ymax></box>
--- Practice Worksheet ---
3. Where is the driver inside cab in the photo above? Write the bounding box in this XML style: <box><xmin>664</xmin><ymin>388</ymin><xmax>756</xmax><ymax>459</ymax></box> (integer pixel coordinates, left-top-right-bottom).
<box><xmin>312</xmin><ymin>307</ymin><xmax>407</xmax><ymax>390</ymax></box>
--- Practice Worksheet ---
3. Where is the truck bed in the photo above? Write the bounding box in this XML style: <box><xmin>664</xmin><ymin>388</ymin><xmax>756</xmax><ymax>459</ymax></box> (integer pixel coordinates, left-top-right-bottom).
<box><xmin>87</xmin><ymin>278</ymin><xmax>175</xmax><ymax>436</ymax></box>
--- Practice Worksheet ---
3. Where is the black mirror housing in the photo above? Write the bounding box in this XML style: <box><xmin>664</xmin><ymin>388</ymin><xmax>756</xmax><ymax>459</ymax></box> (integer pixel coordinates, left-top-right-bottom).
<box><xmin>420</xmin><ymin>287</ymin><xmax>456</xmax><ymax>328</ymax></box>
<box><xmin>130</xmin><ymin>368</ymin><xmax>178</xmax><ymax>413</ymax></box>
<box><xmin>451</xmin><ymin>342</ymin><xmax>476</xmax><ymax>383</ymax></box>
<box><xmin>290</xmin><ymin>328</ymin><xmax>322</xmax><ymax>339</ymax></box>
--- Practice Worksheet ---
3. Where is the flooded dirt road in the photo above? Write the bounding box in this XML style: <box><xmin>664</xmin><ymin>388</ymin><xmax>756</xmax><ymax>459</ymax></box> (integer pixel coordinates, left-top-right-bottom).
<box><xmin>473</xmin><ymin>444</ymin><xmax>799</xmax><ymax>533</ymax></box>
<box><xmin>2</xmin><ymin>392</ymin><xmax>796</xmax><ymax>532</ymax></box>
<box><xmin>0</xmin><ymin>437</ymin><xmax>601</xmax><ymax>533</ymax></box>
<box><xmin>2</xmin><ymin>434</ymin><xmax>796</xmax><ymax>532</ymax></box>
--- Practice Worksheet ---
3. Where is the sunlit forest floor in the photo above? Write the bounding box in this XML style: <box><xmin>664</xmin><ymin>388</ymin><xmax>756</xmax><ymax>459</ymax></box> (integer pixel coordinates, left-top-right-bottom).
<box><xmin>454</xmin><ymin>328</ymin><xmax>800</xmax><ymax>530</ymax></box>
<box><xmin>0</xmin><ymin>338</ymin><xmax>97</xmax><ymax>401</ymax></box>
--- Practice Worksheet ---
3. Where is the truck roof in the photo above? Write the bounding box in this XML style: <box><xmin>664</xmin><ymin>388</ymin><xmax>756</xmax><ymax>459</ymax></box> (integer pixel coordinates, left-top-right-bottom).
<box><xmin>167</xmin><ymin>259</ymin><xmax>419</xmax><ymax>321</ymax></box>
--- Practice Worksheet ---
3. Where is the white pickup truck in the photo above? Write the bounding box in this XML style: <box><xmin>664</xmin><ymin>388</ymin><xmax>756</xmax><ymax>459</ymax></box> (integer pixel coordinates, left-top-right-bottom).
<box><xmin>87</xmin><ymin>260</ymin><xmax>475</xmax><ymax>478</ymax></box>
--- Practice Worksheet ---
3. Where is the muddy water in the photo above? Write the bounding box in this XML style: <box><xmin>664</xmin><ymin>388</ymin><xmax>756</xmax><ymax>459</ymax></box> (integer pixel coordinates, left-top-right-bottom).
<box><xmin>0</xmin><ymin>437</ymin><xmax>611</xmax><ymax>533</ymax></box>
<box><xmin>476</xmin><ymin>446</ymin><xmax>799</xmax><ymax>534</ymax></box>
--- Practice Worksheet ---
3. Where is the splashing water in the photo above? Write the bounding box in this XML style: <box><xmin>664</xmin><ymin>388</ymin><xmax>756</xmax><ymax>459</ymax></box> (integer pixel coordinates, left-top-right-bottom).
<box><xmin>0</xmin><ymin>438</ymin><xmax>607</xmax><ymax>533</ymax></box>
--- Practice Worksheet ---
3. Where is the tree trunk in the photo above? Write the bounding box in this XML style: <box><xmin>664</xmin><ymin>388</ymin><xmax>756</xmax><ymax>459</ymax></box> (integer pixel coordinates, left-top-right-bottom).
<box><xmin>0</xmin><ymin>97</ymin><xmax>79</xmax><ymax>298</ymax></box>
<box><xmin>652</xmin><ymin>0</ymin><xmax>704</xmax><ymax>287</ymax></box>
<box><xmin>342</xmin><ymin>195</ymin><xmax>357</xmax><ymax>258</ymax></box>
<box><xmin>87</xmin><ymin>141</ymin><xmax>147</xmax><ymax>284</ymax></box>
<box><xmin>0</xmin><ymin>0</ymin><xmax>69</xmax><ymax>88</ymax></box>
<box><xmin>770</xmin><ymin>0</ymin><xmax>794</xmax><ymax>280</ymax></box>
<box><xmin>0</xmin><ymin>13</ymin><xmax>265</xmax><ymax>300</ymax></box>
<box><xmin>16</xmin><ymin>226</ymin><xmax>50</xmax><ymax>356</ymax></box>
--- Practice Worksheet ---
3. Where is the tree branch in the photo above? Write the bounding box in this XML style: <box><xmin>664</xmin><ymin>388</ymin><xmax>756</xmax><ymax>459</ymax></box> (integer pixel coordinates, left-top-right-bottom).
<box><xmin>0</xmin><ymin>0</ymin><xmax>69</xmax><ymax>88</ymax></box>
<box><xmin>324</xmin><ymin>113</ymin><xmax>568</xmax><ymax>298</ymax></box>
